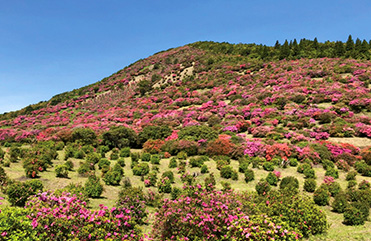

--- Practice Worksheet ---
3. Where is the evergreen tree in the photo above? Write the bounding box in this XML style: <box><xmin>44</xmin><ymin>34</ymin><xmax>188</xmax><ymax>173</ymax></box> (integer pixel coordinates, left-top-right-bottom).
<box><xmin>279</xmin><ymin>40</ymin><xmax>290</xmax><ymax>59</ymax></box>
<box><xmin>292</xmin><ymin>39</ymin><xmax>300</xmax><ymax>57</ymax></box>
<box><xmin>346</xmin><ymin>35</ymin><xmax>354</xmax><ymax>52</ymax></box>
<box><xmin>313</xmin><ymin>37</ymin><xmax>319</xmax><ymax>50</ymax></box>
<box><xmin>334</xmin><ymin>41</ymin><xmax>345</xmax><ymax>57</ymax></box>
<box><xmin>274</xmin><ymin>40</ymin><xmax>281</xmax><ymax>49</ymax></box>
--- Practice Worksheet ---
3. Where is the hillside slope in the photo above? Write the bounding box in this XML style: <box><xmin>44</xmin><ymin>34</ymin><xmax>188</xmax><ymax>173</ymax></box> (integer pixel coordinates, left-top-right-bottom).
<box><xmin>1</xmin><ymin>40</ymin><xmax>371</xmax><ymax>149</ymax></box>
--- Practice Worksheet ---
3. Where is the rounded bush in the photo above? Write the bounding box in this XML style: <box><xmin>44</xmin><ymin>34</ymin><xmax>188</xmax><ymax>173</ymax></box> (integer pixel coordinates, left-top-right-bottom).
<box><xmin>162</xmin><ymin>171</ymin><xmax>175</xmax><ymax>183</ymax></box>
<box><xmin>332</xmin><ymin>192</ymin><xmax>349</xmax><ymax>213</ymax></box>
<box><xmin>132</xmin><ymin>163</ymin><xmax>150</xmax><ymax>176</ymax></box>
<box><xmin>103</xmin><ymin>170</ymin><xmax>122</xmax><ymax>185</ymax></box>
<box><xmin>348</xmin><ymin>180</ymin><xmax>357</xmax><ymax>189</ymax></box>
<box><xmin>141</xmin><ymin>152</ymin><xmax>151</xmax><ymax>162</ymax></box>
<box><xmin>244</xmin><ymin>169</ymin><xmax>255</xmax><ymax>183</ymax></box>
<box><xmin>220</xmin><ymin>165</ymin><xmax>234</xmax><ymax>179</ymax></box>
<box><xmin>327</xmin><ymin>181</ymin><xmax>341</xmax><ymax>197</ymax></box>
<box><xmin>325</xmin><ymin>167</ymin><xmax>339</xmax><ymax>179</ymax></box>
<box><xmin>256</xmin><ymin>179</ymin><xmax>271</xmax><ymax>195</ymax></box>
<box><xmin>200</xmin><ymin>164</ymin><xmax>209</xmax><ymax>173</ymax></box>
<box><xmin>303</xmin><ymin>168</ymin><xmax>316</xmax><ymax>179</ymax></box>
<box><xmin>343</xmin><ymin>206</ymin><xmax>365</xmax><ymax>225</ymax></box>
<box><xmin>297</xmin><ymin>163</ymin><xmax>311</xmax><ymax>173</ymax></box>
<box><xmin>266</xmin><ymin>172</ymin><xmax>279</xmax><ymax>186</ymax></box>
<box><xmin>84</xmin><ymin>175</ymin><xmax>103</xmax><ymax>198</ymax></box>
<box><xmin>117</xmin><ymin>158</ymin><xmax>126</xmax><ymax>167</ymax></box>
<box><xmin>6</xmin><ymin>180</ymin><xmax>43</xmax><ymax>207</ymax></box>
<box><xmin>55</xmin><ymin>164</ymin><xmax>69</xmax><ymax>178</ymax></box>
<box><xmin>304</xmin><ymin>178</ymin><xmax>317</xmax><ymax>192</ymax></box>
<box><xmin>280</xmin><ymin>176</ymin><xmax>299</xmax><ymax>191</ymax></box>
<box><xmin>168</xmin><ymin>157</ymin><xmax>177</xmax><ymax>168</ymax></box>
<box><xmin>346</xmin><ymin>171</ymin><xmax>357</xmax><ymax>181</ymax></box>
<box><xmin>313</xmin><ymin>185</ymin><xmax>331</xmax><ymax>206</ymax></box>
<box><xmin>120</xmin><ymin>147</ymin><xmax>131</xmax><ymax>157</ymax></box>
<box><xmin>263</xmin><ymin>162</ymin><xmax>275</xmax><ymax>171</ymax></box>
<box><xmin>151</xmin><ymin>154</ymin><xmax>161</xmax><ymax>164</ymax></box>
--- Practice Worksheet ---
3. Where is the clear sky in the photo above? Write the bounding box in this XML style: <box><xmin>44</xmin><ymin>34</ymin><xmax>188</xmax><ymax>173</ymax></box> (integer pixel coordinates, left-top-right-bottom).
<box><xmin>1</xmin><ymin>0</ymin><xmax>371</xmax><ymax>114</ymax></box>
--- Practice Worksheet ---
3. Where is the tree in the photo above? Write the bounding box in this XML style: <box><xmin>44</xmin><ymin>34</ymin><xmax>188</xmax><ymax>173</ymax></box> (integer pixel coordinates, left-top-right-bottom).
<box><xmin>334</xmin><ymin>41</ymin><xmax>345</xmax><ymax>57</ymax></box>
<box><xmin>138</xmin><ymin>125</ymin><xmax>172</xmax><ymax>145</ymax></box>
<box><xmin>71</xmin><ymin>128</ymin><xmax>97</xmax><ymax>145</ymax></box>
<box><xmin>279</xmin><ymin>40</ymin><xmax>290</xmax><ymax>59</ymax></box>
<box><xmin>102</xmin><ymin>126</ymin><xmax>138</xmax><ymax>149</ymax></box>
<box><xmin>346</xmin><ymin>35</ymin><xmax>354</xmax><ymax>52</ymax></box>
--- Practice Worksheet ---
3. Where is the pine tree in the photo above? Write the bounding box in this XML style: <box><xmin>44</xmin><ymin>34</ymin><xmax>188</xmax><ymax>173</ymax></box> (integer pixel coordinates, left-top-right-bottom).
<box><xmin>274</xmin><ymin>40</ymin><xmax>281</xmax><ymax>49</ymax></box>
<box><xmin>313</xmin><ymin>37</ymin><xmax>319</xmax><ymax>50</ymax></box>
<box><xmin>292</xmin><ymin>39</ymin><xmax>300</xmax><ymax>57</ymax></box>
<box><xmin>279</xmin><ymin>40</ymin><xmax>290</xmax><ymax>59</ymax></box>
<box><xmin>346</xmin><ymin>35</ymin><xmax>354</xmax><ymax>52</ymax></box>
<box><xmin>334</xmin><ymin>41</ymin><xmax>345</xmax><ymax>57</ymax></box>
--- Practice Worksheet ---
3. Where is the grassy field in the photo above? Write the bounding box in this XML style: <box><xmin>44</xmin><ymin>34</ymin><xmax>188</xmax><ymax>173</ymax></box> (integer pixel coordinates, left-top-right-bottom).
<box><xmin>1</xmin><ymin>148</ymin><xmax>371</xmax><ymax>240</ymax></box>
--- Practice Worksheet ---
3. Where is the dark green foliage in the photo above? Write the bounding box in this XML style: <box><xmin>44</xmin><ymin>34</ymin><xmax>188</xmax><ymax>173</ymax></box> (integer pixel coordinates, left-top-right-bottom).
<box><xmin>119</xmin><ymin>147</ymin><xmax>131</xmax><ymax>158</ymax></box>
<box><xmin>110</xmin><ymin>148</ymin><xmax>119</xmax><ymax>160</ymax></box>
<box><xmin>204</xmin><ymin>173</ymin><xmax>216</xmax><ymax>190</ymax></box>
<box><xmin>161</xmin><ymin>171</ymin><xmax>175</xmax><ymax>183</ymax></box>
<box><xmin>64</xmin><ymin>159</ymin><xmax>74</xmax><ymax>170</ymax></box>
<box><xmin>238</xmin><ymin>160</ymin><xmax>250</xmax><ymax>173</ymax></box>
<box><xmin>322</xmin><ymin>159</ymin><xmax>335</xmax><ymax>170</ymax></box>
<box><xmin>102</xmin><ymin>126</ymin><xmax>138</xmax><ymax>149</ymax></box>
<box><xmin>200</xmin><ymin>164</ymin><xmax>209</xmax><ymax>173</ymax></box>
<box><xmin>130</xmin><ymin>152</ymin><xmax>140</xmax><ymax>168</ymax></box>
<box><xmin>151</xmin><ymin>154</ymin><xmax>161</xmax><ymax>164</ymax></box>
<box><xmin>304</xmin><ymin>178</ymin><xmax>317</xmax><ymax>192</ymax></box>
<box><xmin>178</xmin><ymin>125</ymin><xmax>218</xmax><ymax>141</ymax></box>
<box><xmin>86</xmin><ymin>152</ymin><xmax>100</xmax><ymax>164</ymax></box>
<box><xmin>289</xmin><ymin>158</ymin><xmax>298</xmax><ymax>167</ymax></box>
<box><xmin>171</xmin><ymin>187</ymin><xmax>182</xmax><ymax>200</ymax></box>
<box><xmin>6</xmin><ymin>180</ymin><xmax>43</xmax><ymax>207</ymax></box>
<box><xmin>176</xmin><ymin>151</ymin><xmax>187</xmax><ymax>160</ymax></box>
<box><xmin>168</xmin><ymin>157</ymin><xmax>177</xmax><ymax>168</ymax></box>
<box><xmin>158</xmin><ymin>177</ymin><xmax>172</xmax><ymax>193</ymax></box>
<box><xmin>348</xmin><ymin>180</ymin><xmax>358</xmax><ymax>189</ymax></box>
<box><xmin>220</xmin><ymin>165</ymin><xmax>234</xmax><ymax>179</ymax></box>
<box><xmin>189</xmin><ymin>156</ymin><xmax>205</xmax><ymax>168</ymax></box>
<box><xmin>279</xmin><ymin>176</ymin><xmax>299</xmax><ymax>192</ymax></box>
<box><xmin>346</xmin><ymin>171</ymin><xmax>357</xmax><ymax>181</ymax></box>
<box><xmin>343</xmin><ymin>206</ymin><xmax>365</xmax><ymax>225</ymax></box>
<box><xmin>325</xmin><ymin>167</ymin><xmax>339</xmax><ymax>179</ymax></box>
<box><xmin>138</xmin><ymin>125</ymin><xmax>172</xmax><ymax>145</ymax></box>
<box><xmin>84</xmin><ymin>175</ymin><xmax>103</xmax><ymax>198</ymax></box>
<box><xmin>141</xmin><ymin>152</ymin><xmax>151</xmax><ymax>162</ymax></box>
<box><xmin>117</xmin><ymin>158</ymin><xmax>126</xmax><ymax>167</ymax></box>
<box><xmin>71</xmin><ymin>128</ymin><xmax>97</xmax><ymax>145</ymax></box>
<box><xmin>244</xmin><ymin>169</ymin><xmax>255</xmax><ymax>183</ymax></box>
<box><xmin>355</xmin><ymin>160</ymin><xmax>371</xmax><ymax>176</ymax></box>
<box><xmin>328</xmin><ymin>182</ymin><xmax>341</xmax><ymax>197</ymax></box>
<box><xmin>262</xmin><ymin>162</ymin><xmax>274</xmax><ymax>171</ymax></box>
<box><xmin>332</xmin><ymin>192</ymin><xmax>349</xmax><ymax>213</ymax></box>
<box><xmin>256</xmin><ymin>179</ymin><xmax>271</xmax><ymax>195</ymax></box>
<box><xmin>303</xmin><ymin>168</ymin><xmax>316</xmax><ymax>179</ymax></box>
<box><xmin>231</xmin><ymin>170</ymin><xmax>238</xmax><ymax>180</ymax></box>
<box><xmin>98</xmin><ymin>158</ymin><xmax>111</xmax><ymax>169</ymax></box>
<box><xmin>132</xmin><ymin>163</ymin><xmax>150</xmax><ymax>176</ymax></box>
<box><xmin>313</xmin><ymin>185</ymin><xmax>331</xmax><ymax>206</ymax></box>
<box><xmin>266</xmin><ymin>172</ymin><xmax>279</xmax><ymax>186</ymax></box>
<box><xmin>55</xmin><ymin>164</ymin><xmax>69</xmax><ymax>178</ymax></box>
<box><xmin>103</xmin><ymin>170</ymin><xmax>122</xmax><ymax>185</ymax></box>
<box><xmin>297</xmin><ymin>163</ymin><xmax>311</xmax><ymax>173</ymax></box>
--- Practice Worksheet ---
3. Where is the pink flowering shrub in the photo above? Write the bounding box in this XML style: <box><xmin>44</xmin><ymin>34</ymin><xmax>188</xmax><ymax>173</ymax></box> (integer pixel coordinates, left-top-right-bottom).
<box><xmin>25</xmin><ymin>192</ymin><xmax>142</xmax><ymax>240</ymax></box>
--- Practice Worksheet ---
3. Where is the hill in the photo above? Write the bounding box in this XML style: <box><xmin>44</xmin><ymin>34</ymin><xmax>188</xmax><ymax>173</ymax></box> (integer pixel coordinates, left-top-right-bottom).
<box><xmin>2</xmin><ymin>38</ymin><xmax>371</xmax><ymax>240</ymax></box>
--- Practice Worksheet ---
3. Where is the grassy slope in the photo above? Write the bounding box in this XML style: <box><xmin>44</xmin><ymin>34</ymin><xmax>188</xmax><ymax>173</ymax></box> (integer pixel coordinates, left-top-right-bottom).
<box><xmin>1</xmin><ymin>148</ymin><xmax>371</xmax><ymax>240</ymax></box>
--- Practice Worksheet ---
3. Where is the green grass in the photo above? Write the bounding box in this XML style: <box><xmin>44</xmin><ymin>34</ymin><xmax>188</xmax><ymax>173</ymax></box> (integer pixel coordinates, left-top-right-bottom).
<box><xmin>2</xmin><ymin>148</ymin><xmax>371</xmax><ymax>240</ymax></box>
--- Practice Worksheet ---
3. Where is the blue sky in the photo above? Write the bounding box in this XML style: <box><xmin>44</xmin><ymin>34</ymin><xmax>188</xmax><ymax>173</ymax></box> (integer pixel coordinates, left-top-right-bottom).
<box><xmin>1</xmin><ymin>0</ymin><xmax>371</xmax><ymax>114</ymax></box>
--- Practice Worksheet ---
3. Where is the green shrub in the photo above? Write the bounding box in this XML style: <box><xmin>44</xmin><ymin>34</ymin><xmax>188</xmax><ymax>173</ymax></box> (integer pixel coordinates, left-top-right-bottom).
<box><xmin>101</xmin><ymin>126</ymin><xmax>138</xmax><ymax>149</ymax></box>
<box><xmin>171</xmin><ymin>187</ymin><xmax>182</xmax><ymax>200</ymax></box>
<box><xmin>331</xmin><ymin>192</ymin><xmax>349</xmax><ymax>213</ymax></box>
<box><xmin>313</xmin><ymin>185</ymin><xmax>331</xmax><ymax>206</ymax></box>
<box><xmin>231</xmin><ymin>170</ymin><xmax>239</xmax><ymax>180</ymax></box>
<box><xmin>322</xmin><ymin>159</ymin><xmax>335</xmax><ymax>170</ymax></box>
<box><xmin>84</xmin><ymin>175</ymin><xmax>103</xmax><ymax>198</ymax></box>
<box><xmin>244</xmin><ymin>169</ymin><xmax>255</xmax><ymax>183</ymax></box>
<box><xmin>130</xmin><ymin>152</ymin><xmax>140</xmax><ymax>164</ymax></box>
<box><xmin>120</xmin><ymin>147</ymin><xmax>131</xmax><ymax>157</ymax></box>
<box><xmin>86</xmin><ymin>152</ymin><xmax>100</xmax><ymax>164</ymax></box>
<box><xmin>74</xmin><ymin>149</ymin><xmax>85</xmax><ymax>159</ymax></box>
<box><xmin>0</xmin><ymin>207</ymin><xmax>39</xmax><ymax>240</ymax></box>
<box><xmin>220</xmin><ymin>165</ymin><xmax>234</xmax><ymax>179</ymax></box>
<box><xmin>133</xmin><ymin>163</ymin><xmax>150</xmax><ymax>176</ymax></box>
<box><xmin>117</xmin><ymin>186</ymin><xmax>147</xmax><ymax>224</ymax></box>
<box><xmin>348</xmin><ymin>180</ymin><xmax>357</xmax><ymax>189</ymax></box>
<box><xmin>328</xmin><ymin>181</ymin><xmax>341</xmax><ymax>197</ymax></box>
<box><xmin>343</xmin><ymin>206</ymin><xmax>365</xmax><ymax>225</ymax></box>
<box><xmin>297</xmin><ymin>163</ymin><xmax>311</xmax><ymax>173</ymax></box>
<box><xmin>358</xmin><ymin>180</ymin><xmax>370</xmax><ymax>190</ymax></box>
<box><xmin>158</xmin><ymin>177</ymin><xmax>172</xmax><ymax>193</ymax></box>
<box><xmin>168</xmin><ymin>157</ymin><xmax>177</xmax><ymax>168</ymax></box>
<box><xmin>304</xmin><ymin>178</ymin><xmax>317</xmax><ymax>192</ymax></box>
<box><xmin>117</xmin><ymin>158</ymin><xmax>126</xmax><ymax>167</ymax></box>
<box><xmin>141</xmin><ymin>152</ymin><xmax>151</xmax><ymax>162</ymax></box>
<box><xmin>200</xmin><ymin>164</ymin><xmax>209</xmax><ymax>173</ymax></box>
<box><xmin>289</xmin><ymin>158</ymin><xmax>298</xmax><ymax>167</ymax></box>
<box><xmin>98</xmin><ymin>158</ymin><xmax>111</xmax><ymax>169</ymax></box>
<box><xmin>325</xmin><ymin>167</ymin><xmax>339</xmax><ymax>179</ymax></box>
<box><xmin>71</xmin><ymin>128</ymin><xmax>97</xmax><ymax>145</ymax></box>
<box><xmin>262</xmin><ymin>162</ymin><xmax>274</xmax><ymax>171</ymax></box>
<box><xmin>279</xmin><ymin>176</ymin><xmax>299</xmax><ymax>192</ymax></box>
<box><xmin>266</xmin><ymin>172</ymin><xmax>279</xmax><ymax>186</ymax></box>
<box><xmin>162</xmin><ymin>171</ymin><xmax>175</xmax><ymax>183</ymax></box>
<box><xmin>103</xmin><ymin>170</ymin><xmax>122</xmax><ymax>185</ymax></box>
<box><xmin>221</xmin><ymin>181</ymin><xmax>232</xmax><ymax>191</ymax></box>
<box><xmin>238</xmin><ymin>161</ymin><xmax>250</xmax><ymax>173</ymax></box>
<box><xmin>256</xmin><ymin>179</ymin><xmax>271</xmax><ymax>195</ymax></box>
<box><xmin>189</xmin><ymin>157</ymin><xmax>204</xmax><ymax>168</ymax></box>
<box><xmin>64</xmin><ymin>159</ymin><xmax>74</xmax><ymax>170</ymax></box>
<box><xmin>176</xmin><ymin>151</ymin><xmax>188</xmax><ymax>160</ymax></box>
<box><xmin>55</xmin><ymin>164</ymin><xmax>69</xmax><ymax>178</ymax></box>
<box><xmin>303</xmin><ymin>168</ymin><xmax>316</xmax><ymax>178</ymax></box>
<box><xmin>6</xmin><ymin>180</ymin><xmax>43</xmax><ymax>207</ymax></box>
<box><xmin>151</xmin><ymin>154</ymin><xmax>161</xmax><ymax>164</ymax></box>
<box><xmin>110</xmin><ymin>148</ymin><xmax>119</xmax><ymax>160</ymax></box>
<box><xmin>346</xmin><ymin>171</ymin><xmax>357</xmax><ymax>181</ymax></box>
<box><xmin>144</xmin><ymin>171</ymin><xmax>157</xmax><ymax>187</ymax></box>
